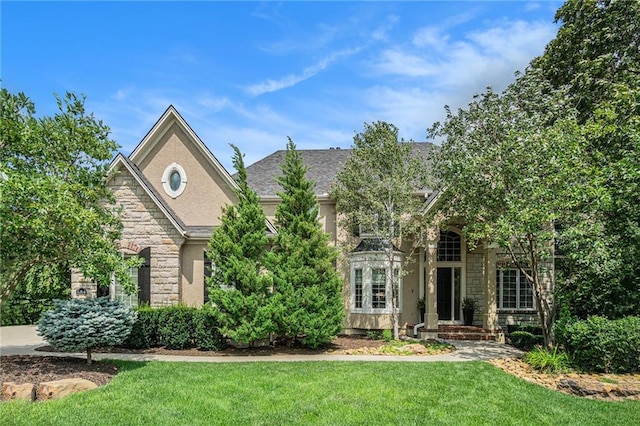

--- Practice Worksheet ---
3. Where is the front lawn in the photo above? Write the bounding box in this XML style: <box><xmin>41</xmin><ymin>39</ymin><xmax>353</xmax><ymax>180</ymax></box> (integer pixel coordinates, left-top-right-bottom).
<box><xmin>1</xmin><ymin>361</ymin><xmax>638</xmax><ymax>425</ymax></box>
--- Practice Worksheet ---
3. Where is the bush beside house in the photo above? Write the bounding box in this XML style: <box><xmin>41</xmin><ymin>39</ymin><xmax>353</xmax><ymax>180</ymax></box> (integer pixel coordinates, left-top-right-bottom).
<box><xmin>121</xmin><ymin>305</ymin><xmax>225</xmax><ymax>351</ymax></box>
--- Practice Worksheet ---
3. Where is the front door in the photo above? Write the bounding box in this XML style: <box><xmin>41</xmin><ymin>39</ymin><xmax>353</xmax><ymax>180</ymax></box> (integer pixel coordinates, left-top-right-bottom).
<box><xmin>437</xmin><ymin>267</ymin><xmax>461</xmax><ymax>322</ymax></box>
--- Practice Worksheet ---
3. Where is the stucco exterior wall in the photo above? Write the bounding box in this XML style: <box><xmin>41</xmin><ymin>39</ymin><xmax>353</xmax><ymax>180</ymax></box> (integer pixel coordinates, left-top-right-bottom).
<box><xmin>137</xmin><ymin>123</ymin><xmax>236</xmax><ymax>227</ymax></box>
<box><xmin>181</xmin><ymin>242</ymin><xmax>208</xmax><ymax>307</ymax></box>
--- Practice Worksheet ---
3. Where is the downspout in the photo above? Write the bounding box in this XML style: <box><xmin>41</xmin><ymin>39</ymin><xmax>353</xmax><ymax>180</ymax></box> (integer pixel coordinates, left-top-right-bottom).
<box><xmin>413</xmin><ymin>322</ymin><xmax>425</xmax><ymax>338</ymax></box>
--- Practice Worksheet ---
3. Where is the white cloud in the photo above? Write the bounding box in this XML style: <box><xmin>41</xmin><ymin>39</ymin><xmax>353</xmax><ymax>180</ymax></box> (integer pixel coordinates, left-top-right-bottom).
<box><xmin>374</xmin><ymin>50</ymin><xmax>438</xmax><ymax>77</ymax></box>
<box><xmin>244</xmin><ymin>47</ymin><xmax>362</xmax><ymax>96</ymax></box>
<box><xmin>412</xmin><ymin>26</ymin><xmax>448</xmax><ymax>47</ymax></box>
<box><xmin>368</xmin><ymin>19</ymin><xmax>556</xmax><ymax>91</ymax></box>
<box><xmin>370</xmin><ymin>14</ymin><xmax>399</xmax><ymax>41</ymax></box>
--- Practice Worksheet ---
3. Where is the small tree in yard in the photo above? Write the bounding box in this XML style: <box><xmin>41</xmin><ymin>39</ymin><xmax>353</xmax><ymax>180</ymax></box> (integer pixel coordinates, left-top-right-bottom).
<box><xmin>331</xmin><ymin>122</ymin><xmax>431</xmax><ymax>339</ymax></box>
<box><xmin>428</xmin><ymin>69</ymin><xmax>594</xmax><ymax>348</ymax></box>
<box><xmin>206</xmin><ymin>145</ymin><xmax>275</xmax><ymax>346</ymax></box>
<box><xmin>37</xmin><ymin>297</ymin><xmax>137</xmax><ymax>364</ymax></box>
<box><xmin>267</xmin><ymin>139</ymin><xmax>344</xmax><ymax>348</ymax></box>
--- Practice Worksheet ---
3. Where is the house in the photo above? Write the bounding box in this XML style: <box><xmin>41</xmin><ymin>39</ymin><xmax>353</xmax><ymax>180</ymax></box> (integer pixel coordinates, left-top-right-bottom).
<box><xmin>72</xmin><ymin>106</ymin><xmax>551</xmax><ymax>338</ymax></box>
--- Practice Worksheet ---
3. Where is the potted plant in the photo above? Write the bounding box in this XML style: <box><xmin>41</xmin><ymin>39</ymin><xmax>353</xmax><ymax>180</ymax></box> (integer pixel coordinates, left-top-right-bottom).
<box><xmin>462</xmin><ymin>297</ymin><xmax>478</xmax><ymax>326</ymax></box>
<box><xmin>417</xmin><ymin>297</ymin><xmax>425</xmax><ymax>323</ymax></box>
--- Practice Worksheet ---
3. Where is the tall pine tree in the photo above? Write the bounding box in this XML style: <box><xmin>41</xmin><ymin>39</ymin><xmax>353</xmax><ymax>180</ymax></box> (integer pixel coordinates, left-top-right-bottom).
<box><xmin>206</xmin><ymin>145</ymin><xmax>275</xmax><ymax>345</ymax></box>
<box><xmin>267</xmin><ymin>139</ymin><xmax>344</xmax><ymax>348</ymax></box>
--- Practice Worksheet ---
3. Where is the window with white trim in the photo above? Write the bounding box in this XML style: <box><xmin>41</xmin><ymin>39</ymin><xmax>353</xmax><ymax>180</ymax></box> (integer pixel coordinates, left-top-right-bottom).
<box><xmin>161</xmin><ymin>163</ymin><xmax>188</xmax><ymax>198</ymax></box>
<box><xmin>114</xmin><ymin>266</ymin><xmax>139</xmax><ymax>307</ymax></box>
<box><xmin>350</xmin><ymin>253</ymin><xmax>402</xmax><ymax>314</ymax></box>
<box><xmin>496</xmin><ymin>269</ymin><xmax>534</xmax><ymax>310</ymax></box>
<box><xmin>354</xmin><ymin>268</ymin><xmax>363</xmax><ymax>309</ymax></box>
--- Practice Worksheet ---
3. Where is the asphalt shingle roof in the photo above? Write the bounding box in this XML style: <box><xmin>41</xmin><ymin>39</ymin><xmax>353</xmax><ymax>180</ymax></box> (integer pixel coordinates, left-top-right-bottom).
<box><xmin>245</xmin><ymin>143</ymin><xmax>436</xmax><ymax>197</ymax></box>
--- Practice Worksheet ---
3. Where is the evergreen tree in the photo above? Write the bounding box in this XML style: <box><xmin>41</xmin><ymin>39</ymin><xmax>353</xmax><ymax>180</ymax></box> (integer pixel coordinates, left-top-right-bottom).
<box><xmin>267</xmin><ymin>139</ymin><xmax>344</xmax><ymax>348</ymax></box>
<box><xmin>37</xmin><ymin>297</ymin><xmax>137</xmax><ymax>365</ymax></box>
<box><xmin>206</xmin><ymin>145</ymin><xmax>275</xmax><ymax>345</ymax></box>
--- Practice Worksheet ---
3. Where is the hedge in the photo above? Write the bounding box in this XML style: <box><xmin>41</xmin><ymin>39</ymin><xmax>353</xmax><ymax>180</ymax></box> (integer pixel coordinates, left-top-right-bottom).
<box><xmin>509</xmin><ymin>331</ymin><xmax>544</xmax><ymax>351</ymax></box>
<box><xmin>558</xmin><ymin>316</ymin><xmax>640</xmax><ymax>373</ymax></box>
<box><xmin>121</xmin><ymin>304</ymin><xmax>224</xmax><ymax>351</ymax></box>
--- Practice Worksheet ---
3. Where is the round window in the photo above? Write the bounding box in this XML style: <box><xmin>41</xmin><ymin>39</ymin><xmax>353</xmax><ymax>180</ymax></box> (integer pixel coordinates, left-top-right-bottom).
<box><xmin>169</xmin><ymin>170</ymin><xmax>181</xmax><ymax>191</ymax></box>
<box><xmin>161</xmin><ymin>163</ymin><xmax>187</xmax><ymax>198</ymax></box>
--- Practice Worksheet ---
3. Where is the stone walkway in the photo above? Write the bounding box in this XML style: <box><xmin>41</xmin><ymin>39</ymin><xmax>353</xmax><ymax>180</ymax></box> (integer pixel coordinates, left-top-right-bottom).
<box><xmin>0</xmin><ymin>325</ymin><xmax>523</xmax><ymax>363</ymax></box>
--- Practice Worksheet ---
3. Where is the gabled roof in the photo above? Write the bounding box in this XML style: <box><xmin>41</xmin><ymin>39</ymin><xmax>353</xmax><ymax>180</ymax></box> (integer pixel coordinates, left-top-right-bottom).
<box><xmin>109</xmin><ymin>153</ymin><xmax>188</xmax><ymax>237</ymax></box>
<box><xmin>110</xmin><ymin>154</ymin><xmax>278</xmax><ymax>238</ymax></box>
<box><xmin>123</xmin><ymin>105</ymin><xmax>278</xmax><ymax>236</ymax></box>
<box><xmin>351</xmin><ymin>238</ymin><xmax>403</xmax><ymax>253</ymax></box>
<box><xmin>129</xmin><ymin>105</ymin><xmax>239</xmax><ymax>196</ymax></box>
<box><xmin>245</xmin><ymin>143</ymin><xmax>436</xmax><ymax>198</ymax></box>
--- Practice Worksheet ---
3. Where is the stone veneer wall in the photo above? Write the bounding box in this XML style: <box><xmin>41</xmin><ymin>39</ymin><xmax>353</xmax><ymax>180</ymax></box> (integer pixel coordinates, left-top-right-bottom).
<box><xmin>465</xmin><ymin>252</ymin><xmax>484</xmax><ymax>325</ymax></box>
<box><xmin>71</xmin><ymin>167</ymin><xmax>185</xmax><ymax>306</ymax></box>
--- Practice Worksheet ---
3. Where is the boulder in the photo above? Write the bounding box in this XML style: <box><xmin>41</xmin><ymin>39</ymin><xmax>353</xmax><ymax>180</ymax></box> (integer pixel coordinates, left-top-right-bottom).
<box><xmin>2</xmin><ymin>382</ymin><xmax>36</xmax><ymax>401</ymax></box>
<box><xmin>38</xmin><ymin>378</ymin><xmax>98</xmax><ymax>400</ymax></box>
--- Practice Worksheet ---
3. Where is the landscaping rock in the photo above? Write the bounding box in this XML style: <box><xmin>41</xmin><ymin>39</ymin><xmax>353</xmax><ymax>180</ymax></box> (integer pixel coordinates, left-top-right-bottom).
<box><xmin>399</xmin><ymin>343</ymin><xmax>429</xmax><ymax>354</ymax></box>
<box><xmin>38</xmin><ymin>378</ymin><xmax>98</xmax><ymax>400</ymax></box>
<box><xmin>558</xmin><ymin>378</ymin><xmax>640</xmax><ymax>400</ymax></box>
<box><xmin>490</xmin><ymin>358</ymin><xmax>640</xmax><ymax>401</ymax></box>
<box><xmin>2</xmin><ymin>382</ymin><xmax>36</xmax><ymax>401</ymax></box>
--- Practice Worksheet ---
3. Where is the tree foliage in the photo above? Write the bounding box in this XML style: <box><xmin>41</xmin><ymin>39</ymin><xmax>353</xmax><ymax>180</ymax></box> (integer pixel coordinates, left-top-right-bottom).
<box><xmin>533</xmin><ymin>0</ymin><xmax>640</xmax><ymax>318</ymax></box>
<box><xmin>0</xmin><ymin>89</ymin><xmax>136</xmax><ymax>301</ymax></box>
<box><xmin>206</xmin><ymin>145</ymin><xmax>275</xmax><ymax>345</ymax></box>
<box><xmin>0</xmin><ymin>262</ymin><xmax>71</xmax><ymax>326</ymax></box>
<box><xmin>267</xmin><ymin>138</ymin><xmax>344</xmax><ymax>348</ymax></box>
<box><xmin>37</xmin><ymin>297</ymin><xmax>137</xmax><ymax>364</ymax></box>
<box><xmin>331</xmin><ymin>121</ymin><xmax>430</xmax><ymax>339</ymax></box>
<box><xmin>429</xmin><ymin>70</ymin><xmax>594</xmax><ymax>347</ymax></box>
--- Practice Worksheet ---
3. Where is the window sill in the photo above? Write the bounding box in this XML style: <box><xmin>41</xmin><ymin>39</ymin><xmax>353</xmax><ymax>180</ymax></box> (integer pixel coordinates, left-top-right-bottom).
<box><xmin>350</xmin><ymin>309</ymin><xmax>395</xmax><ymax>315</ymax></box>
<box><xmin>497</xmin><ymin>309</ymin><xmax>537</xmax><ymax>314</ymax></box>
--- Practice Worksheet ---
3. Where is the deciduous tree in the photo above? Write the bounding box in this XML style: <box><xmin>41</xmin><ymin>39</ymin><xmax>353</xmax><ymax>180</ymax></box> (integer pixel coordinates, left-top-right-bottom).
<box><xmin>0</xmin><ymin>90</ymin><xmax>135</xmax><ymax>302</ymax></box>
<box><xmin>429</xmin><ymin>70</ymin><xmax>594</xmax><ymax>347</ymax></box>
<box><xmin>533</xmin><ymin>0</ymin><xmax>640</xmax><ymax>318</ymax></box>
<box><xmin>331</xmin><ymin>122</ymin><xmax>430</xmax><ymax>339</ymax></box>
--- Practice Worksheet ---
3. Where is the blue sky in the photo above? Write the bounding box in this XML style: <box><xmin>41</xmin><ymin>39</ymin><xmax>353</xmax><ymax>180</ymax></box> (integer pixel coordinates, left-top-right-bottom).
<box><xmin>2</xmin><ymin>1</ymin><xmax>562</xmax><ymax>170</ymax></box>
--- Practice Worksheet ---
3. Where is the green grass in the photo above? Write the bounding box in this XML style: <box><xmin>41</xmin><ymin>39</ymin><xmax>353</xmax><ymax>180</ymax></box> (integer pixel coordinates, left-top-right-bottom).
<box><xmin>1</xmin><ymin>361</ymin><xmax>638</xmax><ymax>425</ymax></box>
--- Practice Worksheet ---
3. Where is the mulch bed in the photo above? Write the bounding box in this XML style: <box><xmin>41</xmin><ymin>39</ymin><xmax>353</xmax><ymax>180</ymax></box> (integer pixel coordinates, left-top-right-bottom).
<box><xmin>3</xmin><ymin>336</ymin><xmax>639</xmax><ymax>402</ymax></box>
<box><xmin>1</xmin><ymin>355</ymin><xmax>118</xmax><ymax>400</ymax></box>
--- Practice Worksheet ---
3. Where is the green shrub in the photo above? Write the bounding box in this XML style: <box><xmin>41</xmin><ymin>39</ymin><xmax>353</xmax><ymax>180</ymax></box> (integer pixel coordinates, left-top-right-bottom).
<box><xmin>367</xmin><ymin>330</ymin><xmax>382</xmax><ymax>340</ymax></box>
<box><xmin>382</xmin><ymin>329</ymin><xmax>393</xmax><ymax>342</ymax></box>
<box><xmin>506</xmin><ymin>324</ymin><xmax>543</xmax><ymax>336</ymax></box>
<box><xmin>194</xmin><ymin>306</ymin><xmax>224</xmax><ymax>351</ymax></box>
<box><xmin>559</xmin><ymin>316</ymin><xmax>640</xmax><ymax>373</ymax></box>
<box><xmin>37</xmin><ymin>297</ymin><xmax>136</xmax><ymax>364</ymax></box>
<box><xmin>122</xmin><ymin>305</ymin><xmax>160</xmax><ymax>349</ymax></box>
<box><xmin>524</xmin><ymin>347</ymin><xmax>571</xmax><ymax>373</ymax></box>
<box><xmin>509</xmin><ymin>331</ymin><xmax>544</xmax><ymax>351</ymax></box>
<box><xmin>158</xmin><ymin>304</ymin><xmax>196</xmax><ymax>350</ymax></box>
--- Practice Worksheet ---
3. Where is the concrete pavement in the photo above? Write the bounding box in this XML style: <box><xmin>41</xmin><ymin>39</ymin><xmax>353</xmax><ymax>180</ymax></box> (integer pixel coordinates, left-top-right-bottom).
<box><xmin>0</xmin><ymin>325</ymin><xmax>523</xmax><ymax>363</ymax></box>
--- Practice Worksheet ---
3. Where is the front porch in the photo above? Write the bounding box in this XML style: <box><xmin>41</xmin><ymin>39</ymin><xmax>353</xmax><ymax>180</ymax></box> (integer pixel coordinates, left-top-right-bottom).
<box><xmin>407</xmin><ymin>324</ymin><xmax>503</xmax><ymax>342</ymax></box>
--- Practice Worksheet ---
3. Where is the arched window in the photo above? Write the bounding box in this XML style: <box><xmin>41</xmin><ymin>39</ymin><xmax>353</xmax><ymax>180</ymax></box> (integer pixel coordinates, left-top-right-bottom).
<box><xmin>437</xmin><ymin>230</ymin><xmax>461</xmax><ymax>262</ymax></box>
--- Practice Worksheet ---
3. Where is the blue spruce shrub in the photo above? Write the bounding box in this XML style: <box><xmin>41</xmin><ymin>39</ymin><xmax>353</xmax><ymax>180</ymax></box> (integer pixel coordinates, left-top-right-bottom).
<box><xmin>38</xmin><ymin>297</ymin><xmax>137</xmax><ymax>364</ymax></box>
